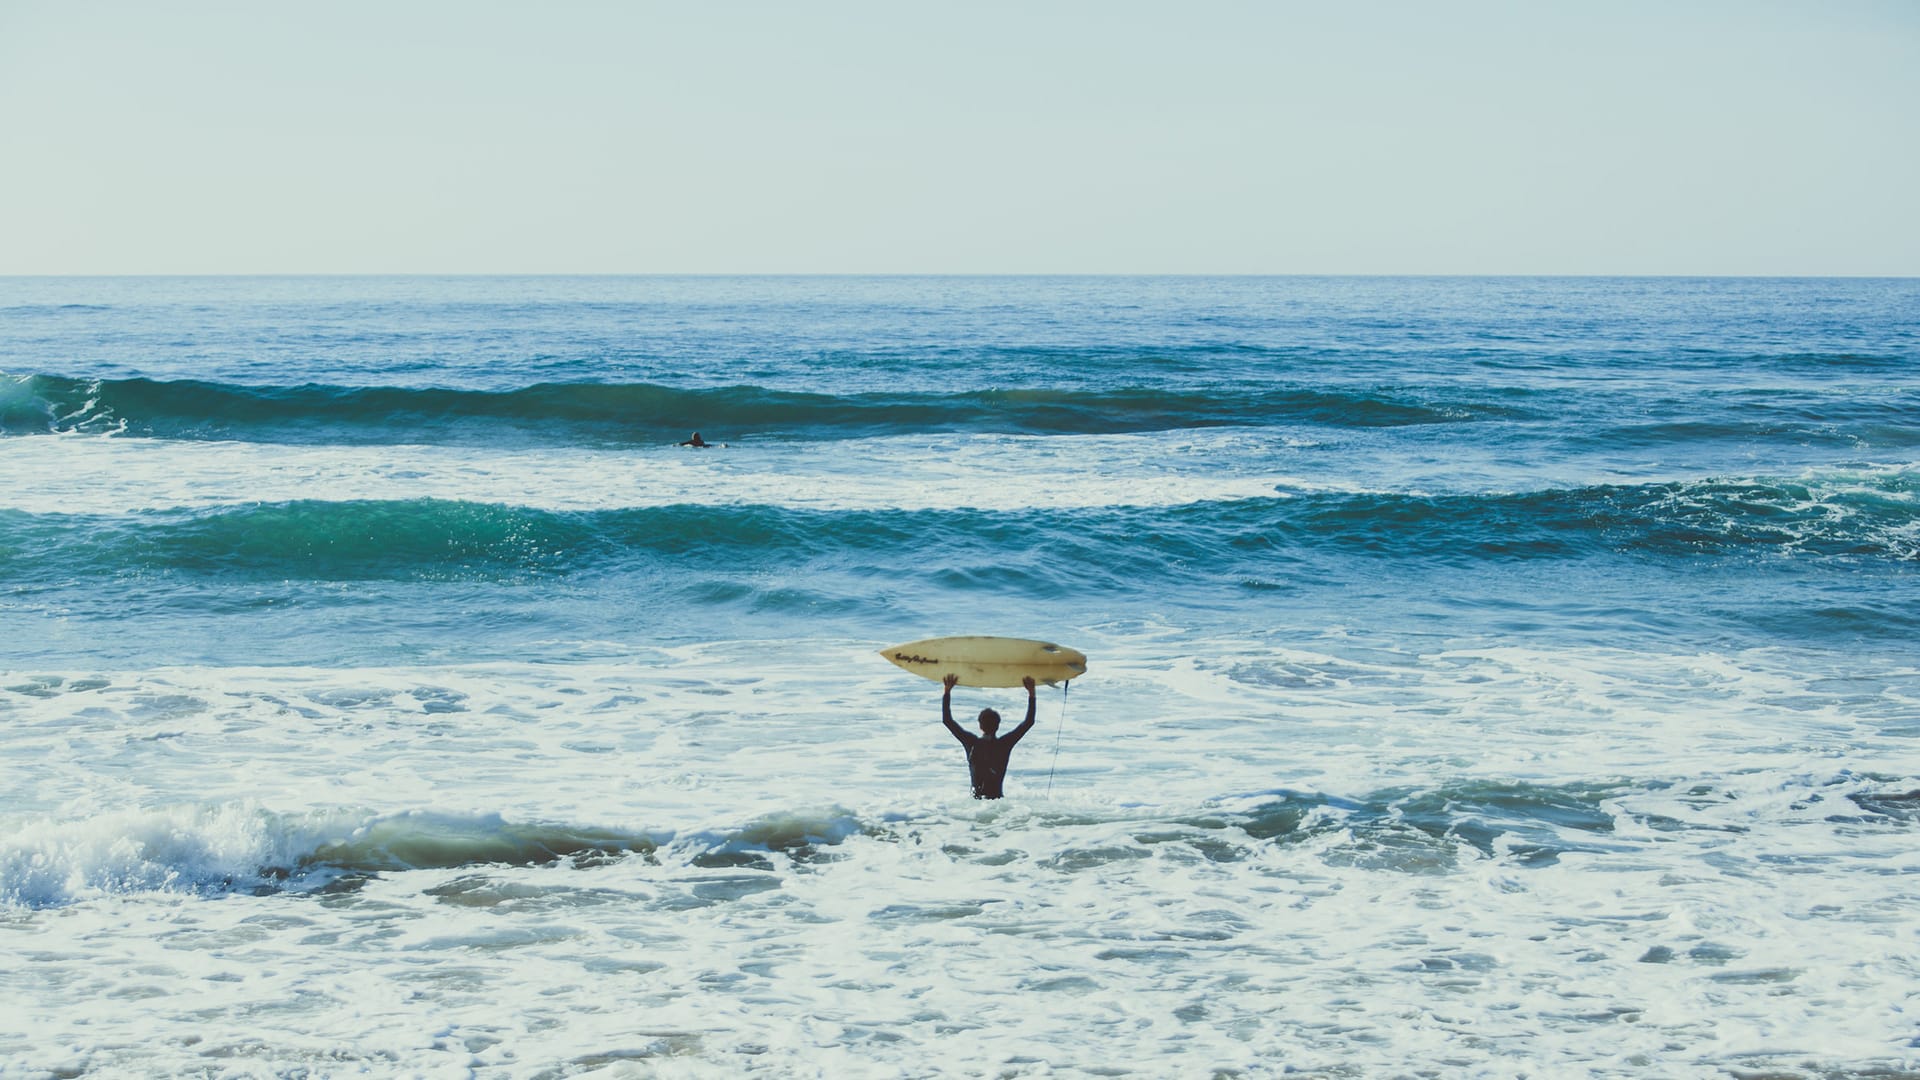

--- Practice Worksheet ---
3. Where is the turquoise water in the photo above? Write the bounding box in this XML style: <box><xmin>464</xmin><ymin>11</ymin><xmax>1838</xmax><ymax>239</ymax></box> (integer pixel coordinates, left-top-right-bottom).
<box><xmin>2</xmin><ymin>276</ymin><xmax>1917</xmax><ymax>1076</ymax></box>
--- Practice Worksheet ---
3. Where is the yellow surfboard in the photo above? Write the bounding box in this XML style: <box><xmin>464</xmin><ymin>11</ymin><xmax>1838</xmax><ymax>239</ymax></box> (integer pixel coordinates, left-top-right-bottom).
<box><xmin>879</xmin><ymin>635</ymin><xmax>1088</xmax><ymax>688</ymax></box>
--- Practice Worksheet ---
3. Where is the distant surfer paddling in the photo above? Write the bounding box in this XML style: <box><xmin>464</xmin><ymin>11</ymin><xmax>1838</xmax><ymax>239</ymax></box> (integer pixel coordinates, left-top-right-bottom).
<box><xmin>677</xmin><ymin>431</ymin><xmax>725</xmax><ymax>448</ymax></box>
<box><xmin>941</xmin><ymin>673</ymin><xmax>1037</xmax><ymax>799</ymax></box>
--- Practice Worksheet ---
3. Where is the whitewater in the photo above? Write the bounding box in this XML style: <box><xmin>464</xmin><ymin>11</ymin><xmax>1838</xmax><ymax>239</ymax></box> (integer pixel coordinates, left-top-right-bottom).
<box><xmin>2</xmin><ymin>275</ymin><xmax>1917</xmax><ymax>1078</ymax></box>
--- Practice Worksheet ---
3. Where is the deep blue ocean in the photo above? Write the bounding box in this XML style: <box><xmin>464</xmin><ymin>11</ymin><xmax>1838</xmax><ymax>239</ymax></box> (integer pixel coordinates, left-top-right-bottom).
<box><xmin>3</xmin><ymin>276</ymin><xmax>1917</xmax><ymax>1076</ymax></box>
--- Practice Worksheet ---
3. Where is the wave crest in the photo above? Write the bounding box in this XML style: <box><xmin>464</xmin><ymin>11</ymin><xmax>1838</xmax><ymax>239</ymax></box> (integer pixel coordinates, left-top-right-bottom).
<box><xmin>0</xmin><ymin>373</ymin><xmax>1517</xmax><ymax>443</ymax></box>
<box><xmin>0</xmin><ymin>805</ymin><xmax>875</xmax><ymax>908</ymax></box>
<box><xmin>3</xmin><ymin>470</ymin><xmax>1912</xmax><ymax>590</ymax></box>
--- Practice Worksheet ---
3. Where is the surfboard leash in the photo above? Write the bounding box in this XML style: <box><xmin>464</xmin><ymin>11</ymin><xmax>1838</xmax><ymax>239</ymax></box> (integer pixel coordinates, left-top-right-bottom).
<box><xmin>1045</xmin><ymin>680</ymin><xmax>1069</xmax><ymax>798</ymax></box>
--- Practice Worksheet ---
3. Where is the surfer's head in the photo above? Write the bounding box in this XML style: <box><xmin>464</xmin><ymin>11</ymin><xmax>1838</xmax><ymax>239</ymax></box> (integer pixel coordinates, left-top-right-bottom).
<box><xmin>977</xmin><ymin>708</ymin><xmax>1001</xmax><ymax>734</ymax></box>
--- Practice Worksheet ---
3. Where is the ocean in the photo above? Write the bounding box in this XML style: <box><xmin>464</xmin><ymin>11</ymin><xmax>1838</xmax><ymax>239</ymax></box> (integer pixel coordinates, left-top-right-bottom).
<box><xmin>2</xmin><ymin>275</ymin><xmax>1916</xmax><ymax>1078</ymax></box>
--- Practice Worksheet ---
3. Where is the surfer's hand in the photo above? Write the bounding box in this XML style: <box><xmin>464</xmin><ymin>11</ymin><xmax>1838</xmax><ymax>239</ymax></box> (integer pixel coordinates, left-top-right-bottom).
<box><xmin>1022</xmin><ymin>676</ymin><xmax>1036</xmax><ymax>693</ymax></box>
<box><xmin>943</xmin><ymin>673</ymin><xmax>959</xmax><ymax>691</ymax></box>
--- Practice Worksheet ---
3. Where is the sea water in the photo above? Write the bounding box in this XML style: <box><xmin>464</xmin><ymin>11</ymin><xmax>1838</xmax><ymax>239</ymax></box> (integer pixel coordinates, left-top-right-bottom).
<box><xmin>1</xmin><ymin>275</ymin><xmax>1916</xmax><ymax>1078</ymax></box>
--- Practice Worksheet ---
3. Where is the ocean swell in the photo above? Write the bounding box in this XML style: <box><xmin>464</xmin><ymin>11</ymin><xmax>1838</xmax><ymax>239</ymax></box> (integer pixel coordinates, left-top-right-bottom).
<box><xmin>3</xmin><ymin>471</ymin><xmax>1912</xmax><ymax>585</ymax></box>
<box><xmin>0</xmin><ymin>373</ymin><xmax>1521</xmax><ymax>443</ymax></box>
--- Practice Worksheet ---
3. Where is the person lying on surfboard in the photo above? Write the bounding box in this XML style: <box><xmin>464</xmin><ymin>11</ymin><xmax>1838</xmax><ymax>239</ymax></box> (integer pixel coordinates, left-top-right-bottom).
<box><xmin>941</xmin><ymin>673</ymin><xmax>1037</xmax><ymax>800</ymax></box>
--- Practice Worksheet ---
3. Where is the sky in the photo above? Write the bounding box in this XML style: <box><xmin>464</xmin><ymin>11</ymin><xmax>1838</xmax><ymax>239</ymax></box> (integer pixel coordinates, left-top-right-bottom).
<box><xmin>1</xmin><ymin>1</ymin><xmax>1916</xmax><ymax>275</ymax></box>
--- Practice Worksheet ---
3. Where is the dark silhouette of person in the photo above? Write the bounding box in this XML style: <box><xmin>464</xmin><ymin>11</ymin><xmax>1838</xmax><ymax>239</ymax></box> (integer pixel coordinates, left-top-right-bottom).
<box><xmin>941</xmin><ymin>673</ymin><xmax>1037</xmax><ymax>799</ymax></box>
<box><xmin>678</xmin><ymin>432</ymin><xmax>710</xmax><ymax>447</ymax></box>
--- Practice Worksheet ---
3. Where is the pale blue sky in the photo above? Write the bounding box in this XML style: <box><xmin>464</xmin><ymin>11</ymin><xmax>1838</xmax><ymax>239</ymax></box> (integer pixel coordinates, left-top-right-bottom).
<box><xmin>2</xmin><ymin>1</ymin><xmax>1915</xmax><ymax>274</ymax></box>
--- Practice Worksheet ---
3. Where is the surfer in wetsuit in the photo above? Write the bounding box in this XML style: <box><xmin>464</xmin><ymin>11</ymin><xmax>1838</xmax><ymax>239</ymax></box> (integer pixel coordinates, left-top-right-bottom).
<box><xmin>941</xmin><ymin>673</ymin><xmax>1037</xmax><ymax>799</ymax></box>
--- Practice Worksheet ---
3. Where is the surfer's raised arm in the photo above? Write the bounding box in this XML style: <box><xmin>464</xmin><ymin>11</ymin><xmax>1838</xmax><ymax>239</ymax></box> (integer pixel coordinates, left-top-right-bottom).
<box><xmin>1004</xmin><ymin>675</ymin><xmax>1038</xmax><ymax>745</ymax></box>
<box><xmin>941</xmin><ymin>673</ymin><xmax>974</xmax><ymax>746</ymax></box>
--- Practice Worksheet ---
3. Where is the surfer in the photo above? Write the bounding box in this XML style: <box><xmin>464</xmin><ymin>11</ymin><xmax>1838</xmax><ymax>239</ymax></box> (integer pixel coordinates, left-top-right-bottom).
<box><xmin>678</xmin><ymin>431</ymin><xmax>711</xmax><ymax>448</ymax></box>
<box><xmin>941</xmin><ymin>673</ymin><xmax>1037</xmax><ymax>799</ymax></box>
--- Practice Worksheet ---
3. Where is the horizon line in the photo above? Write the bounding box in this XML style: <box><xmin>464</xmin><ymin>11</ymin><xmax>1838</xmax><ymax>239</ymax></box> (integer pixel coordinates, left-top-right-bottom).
<box><xmin>5</xmin><ymin>271</ymin><xmax>1918</xmax><ymax>281</ymax></box>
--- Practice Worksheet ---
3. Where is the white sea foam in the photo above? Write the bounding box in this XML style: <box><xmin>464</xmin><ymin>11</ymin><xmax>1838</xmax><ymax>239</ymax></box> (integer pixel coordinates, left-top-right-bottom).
<box><xmin>3</xmin><ymin>637</ymin><xmax>1917</xmax><ymax>1075</ymax></box>
<box><xmin>0</xmin><ymin>431</ymin><xmax>1307</xmax><ymax>515</ymax></box>
<box><xmin>7</xmin><ymin>434</ymin><xmax>1910</xmax><ymax>530</ymax></box>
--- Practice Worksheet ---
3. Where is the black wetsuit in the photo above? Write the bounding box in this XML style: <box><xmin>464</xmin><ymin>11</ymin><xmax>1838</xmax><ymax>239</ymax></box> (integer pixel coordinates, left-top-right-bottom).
<box><xmin>943</xmin><ymin>690</ymin><xmax>1036</xmax><ymax>799</ymax></box>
